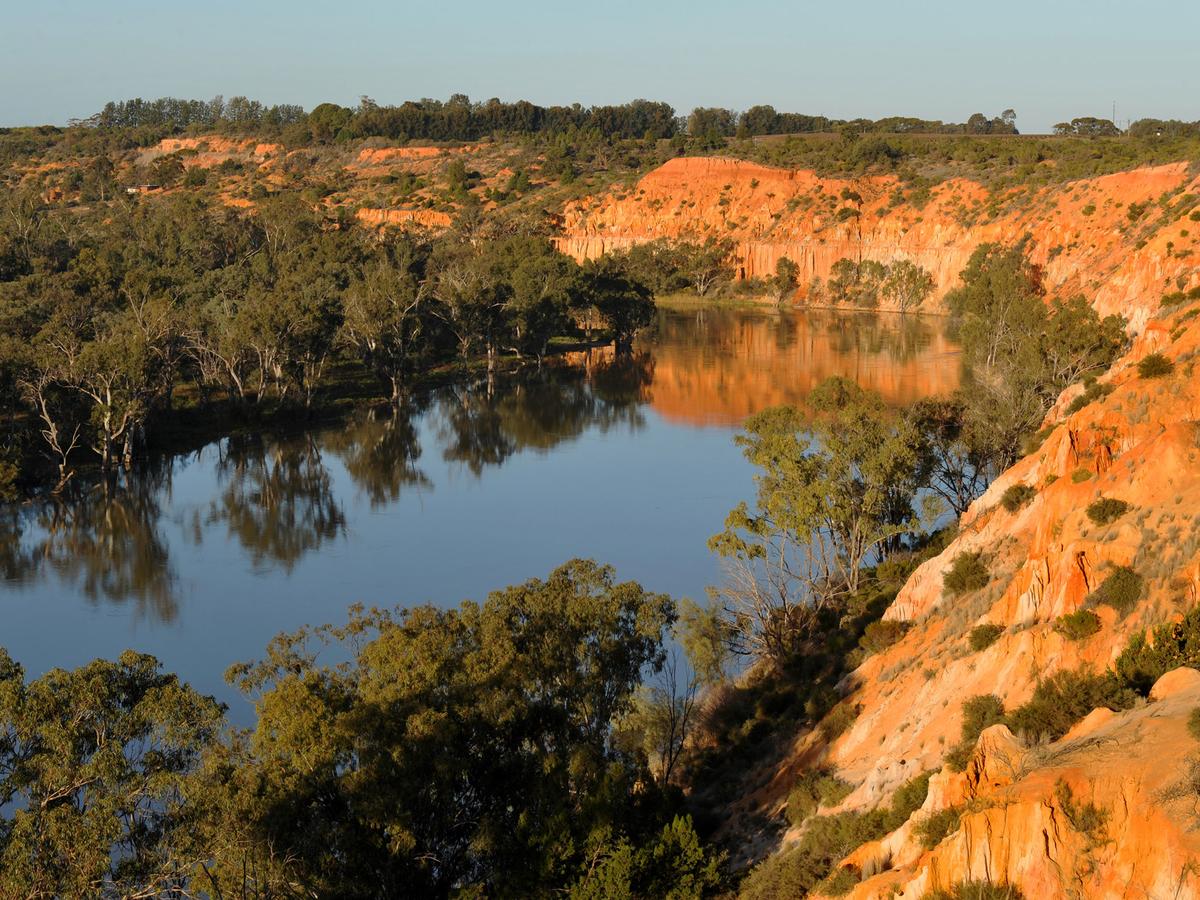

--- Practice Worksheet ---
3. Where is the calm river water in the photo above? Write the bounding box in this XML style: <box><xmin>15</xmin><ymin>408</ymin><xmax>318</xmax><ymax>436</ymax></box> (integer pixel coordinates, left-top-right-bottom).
<box><xmin>0</xmin><ymin>306</ymin><xmax>959</xmax><ymax>717</ymax></box>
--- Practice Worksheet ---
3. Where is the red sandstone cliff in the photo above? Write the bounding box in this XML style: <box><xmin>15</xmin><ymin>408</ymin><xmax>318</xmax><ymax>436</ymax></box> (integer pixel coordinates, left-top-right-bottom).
<box><xmin>558</xmin><ymin>157</ymin><xmax>1200</xmax><ymax>331</ymax></box>
<box><xmin>731</xmin><ymin>283</ymin><xmax>1200</xmax><ymax>896</ymax></box>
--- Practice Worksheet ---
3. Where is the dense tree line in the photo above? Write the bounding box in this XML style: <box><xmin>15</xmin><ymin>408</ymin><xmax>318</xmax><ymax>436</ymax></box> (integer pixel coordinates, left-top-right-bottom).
<box><xmin>0</xmin><ymin>189</ymin><xmax>655</xmax><ymax>494</ymax></box>
<box><xmin>83</xmin><ymin>94</ymin><xmax>1029</xmax><ymax>146</ymax></box>
<box><xmin>0</xmin><ymin>560</ymin><xmax>725</xmax><ymax>897</ymax></box>
<box><xmin>90</xmin><ymin>95</ymin><xmax>306</xmax><ymax>130</ymax></box>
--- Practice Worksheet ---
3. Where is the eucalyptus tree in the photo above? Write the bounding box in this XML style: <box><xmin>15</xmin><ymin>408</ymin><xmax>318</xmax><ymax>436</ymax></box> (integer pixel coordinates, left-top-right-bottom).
<box><xmin>195</xmin><ymin>560</ymin><xmax>685</xmax><ymax>898</ymax></box>
<box><xmin>0</xmin><ymin>650</ymin><xmax>223</xmax><ymax>898</ymax></box>
<box><xmin>341</xmin><ymin>239</ymin><xmax>438</xmax><ymax>403</ymax></box>
<box><xmin>709</xmin><ymin>378</ymin><xmax>921</xmax><ymax>665</ymax></box>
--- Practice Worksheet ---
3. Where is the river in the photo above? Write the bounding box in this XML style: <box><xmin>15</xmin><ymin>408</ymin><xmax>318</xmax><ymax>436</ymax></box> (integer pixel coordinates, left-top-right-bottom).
<box><xmin>0</xmin><ymin>305</ymin><xmax>959</xmax><ymax>718</ymax></box>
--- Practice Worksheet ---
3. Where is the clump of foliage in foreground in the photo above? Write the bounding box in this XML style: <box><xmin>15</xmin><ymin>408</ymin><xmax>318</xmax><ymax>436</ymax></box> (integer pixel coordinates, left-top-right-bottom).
<box><xmin>740</xmin><ymin>771</ymin><xmax>932</xmax><ymax>899</ymax></box>
<box><xmin>923</xmin><ymin>882</ymin><xmax>1026</xmax><ymax>900</ymax></box>
<box><xmin>0</xmin><ymin>560</ymin><xmax>724</xmax><ymax>899</ymax></box>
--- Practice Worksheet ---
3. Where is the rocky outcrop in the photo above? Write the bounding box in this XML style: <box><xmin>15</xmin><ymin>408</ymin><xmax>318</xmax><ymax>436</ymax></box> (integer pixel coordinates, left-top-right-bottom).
<box><xmin>833</xmin><ymin>674</ymin><xmax>1200</xmax><ymax>899</ymax></box>
<box><xmin>354</xmin><ymin>207</ymin><xmax>452</xmax><ymax>230</ymax></box>
<box><xmin>145</xmin><ymin>136</ymin><xmax>282</xmax><ymax>167</ymax></box>
<box><xmin>558</xmin><ymin>157</ymin><xmax>1200</xmax><ymax>328</ymax></box>
<box><xmin>354</xmin><ymin>144</ymin><xmax>481</xmax><ymax>165</ymax></box>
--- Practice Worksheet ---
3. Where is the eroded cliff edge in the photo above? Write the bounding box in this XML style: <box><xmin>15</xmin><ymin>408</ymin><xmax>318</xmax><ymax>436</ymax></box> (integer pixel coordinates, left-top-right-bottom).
<box><xmin>558</xmin><ymin>156</ymin><xmax>1200</xmax><ymax>331</ymax></box>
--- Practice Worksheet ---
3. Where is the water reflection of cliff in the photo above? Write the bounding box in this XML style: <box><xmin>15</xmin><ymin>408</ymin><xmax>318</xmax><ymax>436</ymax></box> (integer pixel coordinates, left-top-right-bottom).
<box><xmin>636</xmin><ymin>308</ymin><xmax>961</xmax><ymax>427</ymax></box>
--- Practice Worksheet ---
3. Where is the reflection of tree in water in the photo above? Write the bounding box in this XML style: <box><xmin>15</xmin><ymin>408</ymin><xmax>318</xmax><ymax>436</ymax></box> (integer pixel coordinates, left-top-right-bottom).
<box><xmin>207</xmin><ymin>433</ymin><xmax>345</xmax><ymax>572</ymax></box>
<box><xmin>435</xmin><ymin>353</ymin><xmax>653</xmax><ymax>475</ymax></box>
<box><xmin>322</xmin><ymin>401</ymin><xmax>430</xmax><ymax>508</ymax></box>
<box><xmin>0</xmin><ymin>505</ymin><xmax>32</xmax><ymax>582</ymax></box>
<box><xmin>437</xmin><ymin>383</ymin><xmax>518</xmax><ymax>476</ymax></box>
<box><xmin>817</xmin><ymin>310</ymin><xmax>934</xmax><ymax>362</ymax></box>
<box><xmin>0</xmin><ymin>471</ymin><xmax>178</xmax><ymax>623</ymax></box>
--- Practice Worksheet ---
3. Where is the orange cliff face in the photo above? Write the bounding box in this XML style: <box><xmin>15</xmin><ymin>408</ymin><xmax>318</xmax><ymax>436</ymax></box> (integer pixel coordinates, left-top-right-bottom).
<box><xmin>747</xmin><ymin>303</ymin><xmax>1200</xmax><ymax>897</ymax></box>
<box><xmin>354</xmin><ymin>207</ymin><xmax>452</xmax><ymax>230</ymax></box>
<box><xmin>557</xmin><ymin>156</ymin><xmax>1200</xmax><ymax>331</ymax></box>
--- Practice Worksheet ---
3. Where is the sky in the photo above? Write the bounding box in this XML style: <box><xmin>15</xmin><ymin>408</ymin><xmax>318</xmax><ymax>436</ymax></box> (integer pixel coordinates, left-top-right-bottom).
<box><xmin>2</xmin><ymin>0</ymin><xmax>1197</xmax><ymax>133</ymax></box>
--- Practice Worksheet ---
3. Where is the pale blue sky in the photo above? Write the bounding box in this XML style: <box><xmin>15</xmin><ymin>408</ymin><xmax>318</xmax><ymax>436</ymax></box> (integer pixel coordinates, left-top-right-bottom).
<box><xmin>3</xmin><ymin>0</ymin><xmax>1196</xmax><ymax>132</ymax></box>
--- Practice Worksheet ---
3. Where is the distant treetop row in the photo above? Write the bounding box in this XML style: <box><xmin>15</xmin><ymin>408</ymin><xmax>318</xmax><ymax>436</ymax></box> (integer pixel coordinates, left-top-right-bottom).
<box><xmin>74</xmin><ymin>94</ymin><xmax>1200</xmax><ymax>143</ymax></box>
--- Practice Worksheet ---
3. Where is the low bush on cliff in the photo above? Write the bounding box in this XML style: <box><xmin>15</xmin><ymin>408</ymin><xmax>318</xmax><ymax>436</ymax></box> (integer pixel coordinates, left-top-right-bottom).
<box><xmin>786</xmin><ymin>770</ymin><xmax>854</xmax><ymax>826</ymax></box>
<box><xmin>738</xmin><ymin>812</ymin><xmax>881</xmax><ymax>900</ymax></box>
<box><xmin>914</xmin><ymin>805</ymin><xmax>963</xmax><ymax>849</ymax></box>
<box><xmin>1160</xmin><ymin>286</ymin><xmax>1200</xmax><ymax>308</ymax></box>
<box><xmin>1000</xmin><ymin>483</ymin><xmax>1037</xmax><ymax>512</ymax></box>
<box><xmin>1054</xmin><ymin>609</ymin><xmax>1102</xmax><ymax>641</ymax></box>
<box><xmin>857</xmin><ymin>619</ymin><xmax>911</xmax><ymax>656</ymax></box>
<box><xmin>946</xmin><ymin>694</ymin><xmax>1006</xmax><ymax>771</ymax></box>
<box><xmin>1055</xmin><ymin>779</ymin><xmax>1108</xmax><ymax>841</ymax></box>
<box><xmin>1005</xmin><ymin>669</ymin><xmax>1136</xmax><ymax>743</ymax></box>
<box><xmin>1137</xmin><ymin>352</ymin><xmax>1175</xmax><ymax>379</ymax></box>
<box><xmin>944</xmin><ymin>552</ymin><xmax>990</xmax><ymax>597</ymax></box>
<box><xmin>968</xmin><ymin>623</ymin><xmax>1004</xmax><ymax>651</ymax></box>
<box><xmin>817</xmin><ymin>866</ymin><xmax>861</xmax><ymax>896</ymax></box>
<box><xmin>1189</xmin><ymin>708</ymin><xmax>1200</xmax><ymax>741</ymax></box>
<box><xmin>923</xmin><ymin>882</ymin><xmax>1026</xmax><ymax>900</ymax></box>
<box><xmin>1113</xmin><ymin>606</ymin><xmax>1200</xmax><ymax>695</ymax></box>
<box><xmin>740</xmin><ymin>773</ymin><xmax>932</xmax><ymax>900</ymax></box>
<box><xmin>1086</xmin><ymin>496</ymin><xmax>1131</xmax><ymax>526</ymax></box>
<box><xmin>1065</xmin><ymin>378</ymin><xmax>1115</xmax><ymax>415</ymax></box>
<box><xmin>1086</xmin><ymin>565</ymin><xmax>1144</xmax><ymax>616</ymax></box>
<box><xmin>1071</xmin><ymin>467</ymin><xmax>1094</xmax><ymax>483</ymax></box>
<box><xmin>819</xmin><ymin>701</ymin><xmax>861</xmax><ymax>742</ymax></box>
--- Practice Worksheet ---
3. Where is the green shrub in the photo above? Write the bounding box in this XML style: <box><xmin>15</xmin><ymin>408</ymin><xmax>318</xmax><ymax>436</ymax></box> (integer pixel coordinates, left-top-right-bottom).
<box><xmin>1070</xmin><ymin>467</ymin><xmax>1093</xmax><ymax>483</ymax></box>
<box><xmin>183</xmin><ymin>166</ymin><xmax>208</xmax><ymax>187</ymax></box>
<box><xmin>744</xmin><ymin>771</ymin><xmax>937</xmax><ymax>899</ymax></box>
<box><xmin>1086</xmin><ymin>565</ymin><xmax>1143</xmax><ymax>616</ymax></box>
<box><xmin>1137</xmin><ymin>352</ymin><xmax>1175</xmax><ymax>379</ymax></box>
<box><xmin>968</xmin><ymin>624</ymin><xmax>1003</xmax><ymax>652</ymax></box>
<box><xmin>1054</xmin><ymin>609</ymin><xmax>1101</xmax><ymax>641</ymax></box>
<box><xmin>923</xmin><ymin>882</ymin><xmax>1026</xmax><ymax>900</ymax></box>
<box><xmin>1055</xmin><ymin>779</ymin><xmax>1107</xmax><ymax>838</ymax></box>
<box><xmin>946</xmin><ymin>695</ymin><xmax>1005</xmax><ymax>771</ymax></box>
<box><xmin>885</xmin><ymin>771</ymin><xmax>933</xmax><ymax>827</ymax></box>
<box><xmin>1005</xmin><ymin>670</ymin><xmax>1136</xmax><ymax>742</ymax></box>
<box><xmin>819</xmin><ymin>702</ymin><xmax>860</xmax><ymax>742</ymax></box>
<box><xmin>914</xmin><ymin>805</ymin><xmax>962</xmax><ymax>849</ymax></box>
<box><xmin>1000</xmin><ymin>483</ymin><xmax>1037</xmax><ymax>512</ymax></box>
<box><xmin>1189</xmin><ymin>708</ymin><xmax>1200</xmax><ymax>741</ymax></box>
<box><xmin>786</xmin><ymin>770</ymin><xmax>854</xmax><ymax>826</ymax></box>
<box><xmin>819</xmin><ymin>866</ymin><xmax>861</xmax><ymax>896</ymax></box>
<box><xmin>739</xmin><ymin>809</ymin><xmax>889</xmax><ymax>900</ymax></box>
<box><xmin>1114</xmin><ymin>607</ymin><xmax>1200</xmax><ymax>694</ymax></box>
<box><xmin>858</xmin><ymin>619</ymin><xmax>910</xmax><ymax>655</ymax></box>
<box><xmin>944</xmin><ymin>552</ymin><xmax>990</xmax><ymax>597</ymax></box>
<box><xmin>1085</xmin><ymin>496</ymin><xmax>1130</xmax><ymax>526</ymax></box>
<box><xmin>1065</xmin><ymin>379</ymin><xmax>1115</xmax><ymax>415</ymax></box>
